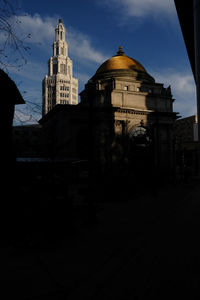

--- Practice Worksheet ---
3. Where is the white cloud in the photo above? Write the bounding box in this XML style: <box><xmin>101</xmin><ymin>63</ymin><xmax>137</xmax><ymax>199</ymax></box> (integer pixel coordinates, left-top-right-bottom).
<box><xmin>9</xmin><ymin>60</ymin><xmax>46</xmax><ymax>82</ymax></box>
<box><xmin>5</xmin><ymin>14</ymin><xmax>109</xmax><ymax>65</ymax></box>
<box><xmin>151</xmin><ymin>69</ymin><xmax>197</xmax><ymax>117</ymax></box>
<box><xmin>11</xmin><ymin>14</ymin><xmax>57</xmax><ymax>45</ymax></box>
<box><xmin>68</xmin><ymin>28</ymin><xmax>109</xmax><ymax>64</ymax></box>
<box><xmin>0</xmin><ymin>13</ymin><xmax>57</xmax><ymax>69</ymax></box>
<box><xmin>74</xmin><ymin>72</ymin><xmax>90</xmax><ymax>84</ymax></box>
<box><xmin>99</xmin><ymin>0</ymin><xmax>176</xmax><ymax>21</ymax></box>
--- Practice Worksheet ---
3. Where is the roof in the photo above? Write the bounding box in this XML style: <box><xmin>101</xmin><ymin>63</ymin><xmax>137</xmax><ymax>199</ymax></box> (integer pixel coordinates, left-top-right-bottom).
<box><xmin>39</xmin><ymin>103</ymin><xmax>86</xmax><ymax>124</ymax></box>
<box><xmin>0</xmin><ymin>69</ymin><xmax>25</xmax><ymax>105</ymax></box>
<box><xmin>96</xmin><ymin>46</ymin><xmax>146</xmax><ymax>74</ymax></box>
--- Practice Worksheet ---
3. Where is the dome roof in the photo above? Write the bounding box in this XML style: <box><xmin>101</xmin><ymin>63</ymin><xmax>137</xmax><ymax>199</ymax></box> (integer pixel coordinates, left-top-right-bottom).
<box><xmin>96</xmin><ymin>46</ymin><xmax>146</xmax><ymax>74</ymax></box>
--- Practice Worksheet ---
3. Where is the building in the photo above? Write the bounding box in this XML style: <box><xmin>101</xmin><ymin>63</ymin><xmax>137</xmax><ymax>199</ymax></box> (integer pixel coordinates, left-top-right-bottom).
<box><xmin>39</xmin><ymin>47</ymin><xmax>178</xmax><ymax>180</ymax></box>
<box><xmin>42</xmin><ymin>19</ymin><xmax>78</xmax><ymax>116</ymax></box>
<box><xmin>13</xmin><ymin>124</ymin><xmax>45</xmax><ymax>158</ymax></box>
<box><xmin>80</xmin><ymin>46</ymin><xmax>178</xmax><ymax>177</ymax></box>
<box><xmin>1</xmin><ymin>68</ymin><xmax>25</xmax><ymax>169</ymax></box>
<box><xmin>175</xmin><ymin>115</ymin><xmax>198</xmax><ymax>146</ymax></box>
<box><xmin>1</xmin><ymin>68</ymin><xmax>25</xmax><ymax>231</ymax></box>
<box><xmin>174</xmin><ymin>0</ymin><xmax>200</xmax><ymax>176</ymax></box>
<box><xmin>175</xmin><ymin>115</ymin><xmax>199</xmax><ymax>176</ymax></box>
<box><xmin>174</xmin><ymin>1</ymin><xmax>200</xmax><ymax>142</ymax></box>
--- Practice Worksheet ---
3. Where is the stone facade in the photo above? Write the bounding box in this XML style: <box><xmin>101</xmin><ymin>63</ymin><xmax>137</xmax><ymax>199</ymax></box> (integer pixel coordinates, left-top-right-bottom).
<box><xmin>42</xmin><ymin>19</ymin><xmax>78</xmax><ymax>116</ymax></box>
<box><xmin>79</xmin><ymin>47</ymin><xmax>178</xmax><ymax>176</ymax></box>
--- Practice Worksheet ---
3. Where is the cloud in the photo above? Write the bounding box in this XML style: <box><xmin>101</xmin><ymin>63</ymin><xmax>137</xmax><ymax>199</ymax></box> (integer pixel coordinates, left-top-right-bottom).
<box><xmin>74</xmin><ymin>72</ymin><xmax>90</xmax><ymax>83</ymax></box>
<box><xmin>11</xmin><ymin>14</ymin><xmax>57</xmax><ymax>45</ymax></box>
<box><xmin>0</xmin><ymin>13</ymin><xmax>57</xmax><ymax>69</ymax></box>
<box><xmin>151</xmin><ymin>69</ymin><xmax>197</xmax><ymax>117</ymax></box>
<box><xmin>4</xmin><ymin>13</ymin><xmax>109</xmax><ymax>65</ymax></box>
<box><xmin>99</xmin><ymin>0</ymin><xmax>176</xmax><ymax>22</ymax></box>
<box><xmin>68</xmin><ymin>28</ymin><xmax>109</xmax><ymax>64</ymax></box>
<box><xmin>9</xmin><ymin>60</ymin><xmax>46</xmax><ymax>82</ymax></box>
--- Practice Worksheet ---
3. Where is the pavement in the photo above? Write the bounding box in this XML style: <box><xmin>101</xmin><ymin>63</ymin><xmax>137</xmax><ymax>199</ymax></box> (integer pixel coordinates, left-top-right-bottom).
<box><xmin>1</xmin><ymin>178</ymin><xmax>200</xmax><ymax>299</ymax></box>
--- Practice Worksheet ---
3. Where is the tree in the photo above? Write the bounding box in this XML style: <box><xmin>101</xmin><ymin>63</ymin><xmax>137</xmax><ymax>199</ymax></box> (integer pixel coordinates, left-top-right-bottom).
<box><xmin>0</xmin><ymin>0</ymin><xmax>42</xmax><ymax>124</ymax></box>
<box><xmin>0</xmin><ymin>0</ymin><xmax>31</xmax><ymax>70</ymax></box>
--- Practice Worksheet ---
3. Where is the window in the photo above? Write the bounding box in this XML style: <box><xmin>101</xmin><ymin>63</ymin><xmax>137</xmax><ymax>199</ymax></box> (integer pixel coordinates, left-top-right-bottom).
<box><xmin>60</xmin><ymin>64</ymin><xmax>67</xmax><ymax>74</ymax></box>
<box><xmin>60</xmin><ymin>100</ymin><xmax>69</xmax><ymax>104</ymax></box>
<box><xmin>53</xmin><ymin>64</ymin><xmax>57</xmax><ymax>74</ymax></box>
<box><xmin>124</xmin><ymin>86</ymin><xmax>128</xmax><ymax>91</ymax></box>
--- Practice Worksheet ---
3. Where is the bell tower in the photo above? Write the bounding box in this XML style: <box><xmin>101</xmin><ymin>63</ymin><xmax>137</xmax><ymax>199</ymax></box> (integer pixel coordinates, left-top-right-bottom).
<box><xmin>42</xmin><ymin>19</ymin><xmax>78</xmax><ymax>116</ymax></box>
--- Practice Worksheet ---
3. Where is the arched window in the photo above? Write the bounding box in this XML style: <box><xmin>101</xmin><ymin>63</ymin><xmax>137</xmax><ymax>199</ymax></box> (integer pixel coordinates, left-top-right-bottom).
<box><xmin>129</xmin><ymin>121</ymin><xmax>151</xmax><ymax>147</ymax></box>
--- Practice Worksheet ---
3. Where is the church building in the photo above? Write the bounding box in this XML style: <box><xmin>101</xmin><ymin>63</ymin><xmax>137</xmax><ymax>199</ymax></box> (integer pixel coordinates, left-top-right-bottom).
<box><xmin>42</xmin><ymin>19</ymin><xmax>78</xmax><ymax>116</ymax></box>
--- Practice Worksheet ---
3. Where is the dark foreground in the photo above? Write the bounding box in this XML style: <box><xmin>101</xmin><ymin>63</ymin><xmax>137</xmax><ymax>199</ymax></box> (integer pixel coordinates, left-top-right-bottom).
<box><xmin>1</xmin><ymin>173</ymin><xmax>200</xmax><ymax>299</ymax></box>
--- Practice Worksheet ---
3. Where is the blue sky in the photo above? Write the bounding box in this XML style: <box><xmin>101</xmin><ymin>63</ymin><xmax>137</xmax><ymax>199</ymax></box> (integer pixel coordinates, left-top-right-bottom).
<box><xmin>0</xmin><ymin>0</ymin><xmax>196</xmax><ymax>124</ymax></box>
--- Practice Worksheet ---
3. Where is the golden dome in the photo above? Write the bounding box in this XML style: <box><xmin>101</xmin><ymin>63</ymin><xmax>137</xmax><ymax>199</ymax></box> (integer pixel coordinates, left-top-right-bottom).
<box><xmin>96</xmin><ymin>46</ymin><xmax>146</xmax><ymax>74</ymax></box>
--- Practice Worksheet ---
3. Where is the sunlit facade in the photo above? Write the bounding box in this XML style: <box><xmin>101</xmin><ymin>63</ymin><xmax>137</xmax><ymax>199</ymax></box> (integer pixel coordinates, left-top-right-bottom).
<box><xmin>42</xmin><ymin>19</ymin><xmax>78</xmax><ymax>116</ymax></box>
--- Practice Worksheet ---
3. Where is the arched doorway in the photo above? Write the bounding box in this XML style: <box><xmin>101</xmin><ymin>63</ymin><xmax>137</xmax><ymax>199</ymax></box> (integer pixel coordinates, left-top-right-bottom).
<box><xmin>128</xmin><ymin>121</ymin><xmax>153</xmax><ymax>179</ymax></box>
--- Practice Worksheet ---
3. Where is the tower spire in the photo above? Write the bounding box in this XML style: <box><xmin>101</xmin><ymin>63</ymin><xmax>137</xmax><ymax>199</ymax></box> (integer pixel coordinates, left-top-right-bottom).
<box><xmin>42</xmin><ymin>19</ymin><xmax>78</xmax><ymax>116</ymax></box>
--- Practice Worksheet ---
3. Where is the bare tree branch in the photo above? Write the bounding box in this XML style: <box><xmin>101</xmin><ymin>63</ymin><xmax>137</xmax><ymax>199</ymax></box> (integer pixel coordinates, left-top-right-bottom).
<box><xmin>0</xmin><ymin>0</ymin><xmax>31</xmax><ymax>70</ymax></box>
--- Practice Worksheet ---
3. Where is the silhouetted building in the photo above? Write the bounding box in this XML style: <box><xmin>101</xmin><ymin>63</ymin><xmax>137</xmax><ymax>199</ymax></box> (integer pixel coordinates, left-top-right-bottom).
<box><xmin>1</xmin><ymin>69</ymin><xmax>25</xmax><ymax>238</ymax></box>
<box><xmin>174</xmin><ymin>0</ymin><xmax>200</xmax><ymax>142</ymax></box>
<box><xmin>39</xmin><ymin>104</ymin><xmax>89</xmax><ymax>159</ymax></box>
<box><xmin>1</xmin><ymin>69</ymin><xmax>25</xmax><ymax>167</ymax></box>
<box><xmin>175</xmin><ymin>115</ymin><xmax>199</xmax><ymax>176</ymax></box>
<box><xmin>13</xmin><ymin>124</ymin><xmax>45</xmax><ymax>158</ymax></box>
<box><xmin>175</xmin><ymin>115</ymin><xmax>198</xmax><ymax>145</ymax></box>
<box><xmin>42</xmin><ymin>19</ymin><xmax>78</xmax><ymax>116</ymax></box>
